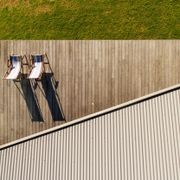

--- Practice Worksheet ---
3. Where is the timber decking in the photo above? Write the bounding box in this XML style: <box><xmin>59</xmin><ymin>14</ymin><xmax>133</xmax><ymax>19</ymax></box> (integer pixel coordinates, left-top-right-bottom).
<box><xmin>0</xmin><ymin>40</ymin><xmax>179</xmax><ymax>145</ymax></box>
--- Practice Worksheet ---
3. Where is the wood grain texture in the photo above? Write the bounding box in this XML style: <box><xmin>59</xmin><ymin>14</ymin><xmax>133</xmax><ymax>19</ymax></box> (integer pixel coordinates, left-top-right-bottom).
<box><xmin>0</xmin><ymin>40</ymin><xmax>180</xmax><ymax>145</ymax></box>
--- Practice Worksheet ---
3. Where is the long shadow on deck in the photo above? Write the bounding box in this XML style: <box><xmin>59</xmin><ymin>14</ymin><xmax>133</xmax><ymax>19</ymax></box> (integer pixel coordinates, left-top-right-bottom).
<box><xmin>41</xmin><ymin>73</ymin><xmax>65</xmax><ymax>121</ymax></box>
<box><xmin>19</xmin><ymin>79</ymin><xmax>43</xmax><ymax>122</ymax></box>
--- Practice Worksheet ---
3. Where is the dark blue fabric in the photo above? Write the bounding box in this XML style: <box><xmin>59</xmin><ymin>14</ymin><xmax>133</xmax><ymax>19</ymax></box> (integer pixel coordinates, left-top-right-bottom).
<box><xmin>33</xmin><ymin>55</ymin><xmax>43</xmax><ymax>62</ymax></box>
<box><xmin>10</xmin><ymin>56</ymin><xmax>19</xmax><ymax>62</ymax></box>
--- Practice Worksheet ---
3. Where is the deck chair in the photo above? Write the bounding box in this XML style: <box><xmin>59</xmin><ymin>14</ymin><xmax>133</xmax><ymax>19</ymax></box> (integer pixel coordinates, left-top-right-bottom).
<box><xmin>4</xmin><ymin>55</ymin><xmax>22</xmax><ymax>80</ymax></box>
<box><xmin>28</xmin><ymin>54</ymin><xmax>45</xmax><ymax>80</ymax></box>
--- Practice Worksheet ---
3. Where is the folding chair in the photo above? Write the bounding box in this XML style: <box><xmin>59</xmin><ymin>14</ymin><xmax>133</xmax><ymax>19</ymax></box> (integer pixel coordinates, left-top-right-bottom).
<box><xmin>3</xmin><ymin>55</ymin><xmax>22</xmax><ymax>80</ymax></box>
<box><xmin>28</xmin><ymin>54</ymin><xmax>46</xmax><ymax>80</ymax></box>
<box><xmin>3</xmin><ymin>55</ymin><xmax>28</xmax><ymax>80</ymax></box>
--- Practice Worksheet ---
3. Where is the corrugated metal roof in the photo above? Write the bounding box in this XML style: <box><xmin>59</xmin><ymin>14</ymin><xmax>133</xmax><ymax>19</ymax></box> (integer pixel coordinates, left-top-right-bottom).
<box><xmin>0</xmin><ymin>84</ymin><xmax>180</xmax><ymax>180</ymax></box>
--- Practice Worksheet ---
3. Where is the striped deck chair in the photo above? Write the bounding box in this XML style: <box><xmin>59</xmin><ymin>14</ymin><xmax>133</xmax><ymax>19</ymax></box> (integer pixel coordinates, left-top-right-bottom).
<box><xmin>4</xmin><ymin>55</ymin><xmax>22</xmax><ymax>80</ymax></box>
<box><xmin>28</xmin><ymin>54</ymin><xmax>45</xmax><ymax>79</ymax></box>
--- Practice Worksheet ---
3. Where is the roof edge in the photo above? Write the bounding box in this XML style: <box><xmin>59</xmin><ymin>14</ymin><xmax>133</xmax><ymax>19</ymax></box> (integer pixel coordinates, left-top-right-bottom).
<box><xmin>1</xmin><ymin>84</ymin><xmax>180</xmax><ymax>150</ymax></box>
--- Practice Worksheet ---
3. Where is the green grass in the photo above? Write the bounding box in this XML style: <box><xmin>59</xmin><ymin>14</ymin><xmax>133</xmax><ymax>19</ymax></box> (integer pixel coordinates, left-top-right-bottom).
<box><xmin>0</xmin><ymin>0</ymin><xmax>179</xmax><ymax>39</ymax></box>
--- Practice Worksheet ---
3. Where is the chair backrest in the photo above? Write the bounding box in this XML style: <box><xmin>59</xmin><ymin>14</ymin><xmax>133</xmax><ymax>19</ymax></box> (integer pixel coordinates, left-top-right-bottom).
<box><xmin>10</xmin><ymin>55</ymin><xmax>21</xmax><ymax>67</ymax></box>
<box><xmin>32</xmin><ymin>55</ymin><xmax>43</xmax><ymax>63</ymax></box>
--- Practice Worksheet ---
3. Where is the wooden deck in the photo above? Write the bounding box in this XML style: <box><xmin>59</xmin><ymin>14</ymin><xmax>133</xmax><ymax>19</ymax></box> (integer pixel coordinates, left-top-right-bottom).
<box><xmin>0</xmin><ymin>40</ymin><xmax>179</xmax><ymax>145</ymax></box>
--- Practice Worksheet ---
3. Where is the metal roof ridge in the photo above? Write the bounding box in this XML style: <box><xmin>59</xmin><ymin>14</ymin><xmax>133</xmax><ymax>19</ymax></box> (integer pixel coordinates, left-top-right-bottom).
<box><xmin>1</xmin><ymin>83</ymin><xmax>180</xmax><ymax>150</ymax></box>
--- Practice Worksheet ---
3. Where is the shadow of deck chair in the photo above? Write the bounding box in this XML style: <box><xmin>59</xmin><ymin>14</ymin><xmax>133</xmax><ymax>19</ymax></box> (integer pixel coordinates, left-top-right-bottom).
<box><xmin>20</xmin><ymin>79</ymin><xmax>44</xmax><ymax>122</ymax></box>
<box><xmin>3</xmin><ymin>55</ymin><xmax>22</xmax><ymax>80</ymax></box>
<box><xmin>41</xmin><ymin>73</ymin><xmax>65</xmax><ymax>121</ymax></box>
<box><xmin>28</xmin><ymin>54</ymin><xmax>65</xmax><ymax>121</ymax></box>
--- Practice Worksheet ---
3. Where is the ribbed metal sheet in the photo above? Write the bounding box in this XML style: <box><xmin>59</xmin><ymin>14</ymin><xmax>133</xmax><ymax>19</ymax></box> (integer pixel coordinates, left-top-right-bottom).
<box><xmin>0</xmin><ymin>88</ymin><xmax>180</xmax><ymax>180</ymax></box>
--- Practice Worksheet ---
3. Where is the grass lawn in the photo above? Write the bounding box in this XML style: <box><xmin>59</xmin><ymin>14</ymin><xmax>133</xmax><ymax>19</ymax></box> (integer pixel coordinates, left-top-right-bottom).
<box><xmin>0</xmin><ymin>0</ymin><xmax>179</xmax><ymax>39</ymax></box>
